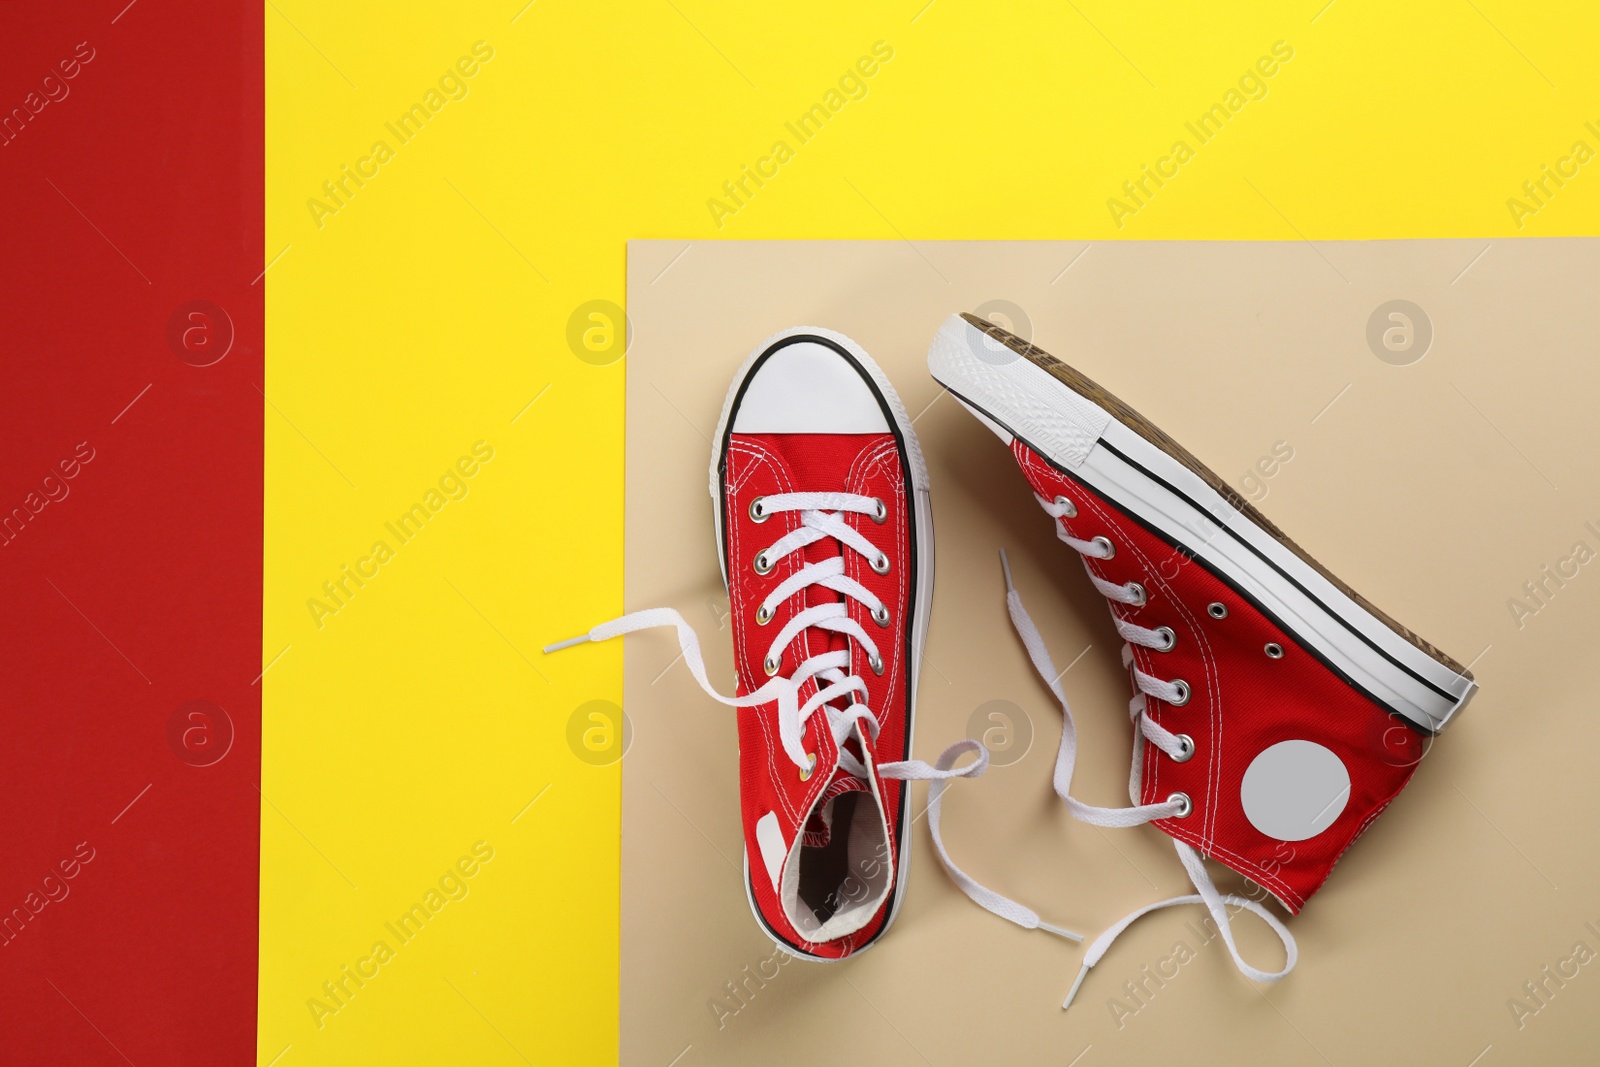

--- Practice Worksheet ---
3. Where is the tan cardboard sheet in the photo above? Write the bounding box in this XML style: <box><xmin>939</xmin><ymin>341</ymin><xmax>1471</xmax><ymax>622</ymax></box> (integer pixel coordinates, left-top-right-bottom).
<box><xmin>619</xmin><ymin>239</ymin><xmax>1600</xmax><ymax>1065</ymax></box>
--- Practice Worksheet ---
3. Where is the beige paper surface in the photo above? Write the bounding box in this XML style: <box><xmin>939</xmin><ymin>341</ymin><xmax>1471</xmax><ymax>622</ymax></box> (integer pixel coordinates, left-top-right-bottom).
<box><xmin>620</xmin><ymin>239</ymin><xmax>1600</xmax><ymax>1065</ymax></box>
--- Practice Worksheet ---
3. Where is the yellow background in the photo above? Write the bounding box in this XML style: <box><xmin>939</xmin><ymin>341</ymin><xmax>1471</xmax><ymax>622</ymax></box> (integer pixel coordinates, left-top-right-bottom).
<box><xmin>262</xmin><ymin>3</ymin><xmax>1599</xmax><ymax>1063</ymax></box>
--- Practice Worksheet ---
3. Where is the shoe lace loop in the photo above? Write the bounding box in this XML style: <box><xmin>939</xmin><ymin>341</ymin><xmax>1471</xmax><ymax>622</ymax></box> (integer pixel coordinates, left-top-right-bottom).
<box><xmin>1013</xmin><ymin>490</ymin><xmax>1296</xmax><ymax>1007</ymax></box>
<box><xmin>913</xmin><ymin>495</ymin><xmax>1295</xmax><ymax>1010</ymax></box>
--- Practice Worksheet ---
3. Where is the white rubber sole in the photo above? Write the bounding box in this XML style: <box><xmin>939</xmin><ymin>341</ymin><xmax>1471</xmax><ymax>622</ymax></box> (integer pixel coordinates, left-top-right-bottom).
<box><xmin>928</xmin><ymin>313</ymin><xmax>1476</xmax><ymax>733</ymax></box>
<box><xmin>710</xmin><ymin>326</ymin><xmax>934</xmax><ymax>961</ymax></box>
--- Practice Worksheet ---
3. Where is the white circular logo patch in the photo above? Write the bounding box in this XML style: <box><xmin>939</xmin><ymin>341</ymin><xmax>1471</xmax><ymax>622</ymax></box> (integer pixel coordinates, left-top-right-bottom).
<box><xmin>1239</xmin><ymin>740</ymin><xmax>1351</xmax><ymax>842</ymax></box>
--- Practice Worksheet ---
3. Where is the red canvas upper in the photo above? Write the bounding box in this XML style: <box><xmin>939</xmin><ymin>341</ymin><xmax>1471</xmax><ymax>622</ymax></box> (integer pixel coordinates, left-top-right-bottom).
<box><xmin>1009</xmin><ymin>439</ymin><xmax>1420</xmax><ymax>913</ymax></box>
<box><xmin>723</xmin><ymin>432</ymin><xmax>913</xmax><ymax>956</ymax></box>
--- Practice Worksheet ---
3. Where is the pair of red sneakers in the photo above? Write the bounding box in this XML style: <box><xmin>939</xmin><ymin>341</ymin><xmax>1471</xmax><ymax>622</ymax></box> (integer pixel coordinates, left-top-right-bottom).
<box><xmin>549</xmin><ymin>315</ymin><xmax>1477</xmax><ymax>1006</ymax></box>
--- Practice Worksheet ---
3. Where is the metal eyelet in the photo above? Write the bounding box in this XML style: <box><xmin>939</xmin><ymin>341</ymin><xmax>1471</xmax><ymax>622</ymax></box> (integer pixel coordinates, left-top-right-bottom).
<box><xmin>799</xmin><ymin>753</ymin><xmax>817</xmax><ymax>782</ymax></box>
<box><xmin>871</xmin><ymin>553</ymin><xmax>891</xmax><ymax>575</ymax></box>
<box><xmin>755</xmin><ymin>605</ymin><xmax>773</xmax><ymax>625</ymax></box>
<box><xmin>1264</xmin><ymin>642</ymin><xmax>1285</xmax><ymax>659</ymax></box>
<box><xmin>1168</xmin><ymin>679</ymin><xmax>1191</xmax><ymax>706</ymax></box>
<box><xmin>1207</xmin><ymin>602</ymin><xmax>1228</xmax><ymax>619</ymax></box>
<box><xmin>1172</xmin><ymin>734</ymin><xmax>1195</xmax><ymax>763</ymax></box>
<box><xmin>1091</xmin><ymin>536</ymin><xmax>1115</xmax><ymax>559</ymax></box>
<box><xmin>870</xmin><ymin>497</ymin><xmax>887</xmax><ymax>524</ymax></box>
<box><xmin>868</xmin><ymin>653</ymin><xmax>885</xmax><ymax>676</ymax></box>
<box><xmin>1126</xmin><ymin>582</ymin><xmax>1148</xmax><ymax>607</ymax></box>
<box><xmin>871</xmin><ymin>604</ymin><xmax>890</xmax><ymax>627</ymax></box>
<box><xmin>1153</xmin><ymin>626</ymin><xmax>1176</xmax><ymax>652</ymax></box>
<box><xmin>1168</xmin><ymin>791</ymin><xmax>1192</xmax><ymax>818</ymax></box>
<box><xmin>1054</xmin><ymin>495</ymin><xmax>1078</xmax><ymax>518</ymax></box>
<box><xmin>749</xmin><ymin>497</ymin><xmax>769</xmax><ymax>523</ymax></box>
<box><xmin>763</xmin><ymin>654</ymin><xmax>781</xmax><ymax>676</ymax></box>
<box><xmin>754</xmin><ymin>551</ymin><xmax>774</xmax><ymax>575</ymax></box>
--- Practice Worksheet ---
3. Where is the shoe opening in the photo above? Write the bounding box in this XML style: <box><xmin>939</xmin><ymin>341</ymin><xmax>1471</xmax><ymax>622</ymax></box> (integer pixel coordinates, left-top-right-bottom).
<box><xmin>783</xmin><ymin>775</ymin><xmax>893</xmax><ymax>942</ymax></box>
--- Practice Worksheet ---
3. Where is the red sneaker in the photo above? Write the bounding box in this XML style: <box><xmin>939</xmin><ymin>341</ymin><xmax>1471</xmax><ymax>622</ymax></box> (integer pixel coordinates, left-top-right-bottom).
<box><xmin>549</xmin><ymin>327</ymin><xmax>986</xmax><ymax>960</ymax></box>
<box><xmin>926</xmin><ymin>312</ymin><xmax>1478</xmax><ymax>1003</ymax></box>
<box><xmin>711</xmin><ymin>327</ymin><xmax>939</xmax><ymax>959</ymax></box>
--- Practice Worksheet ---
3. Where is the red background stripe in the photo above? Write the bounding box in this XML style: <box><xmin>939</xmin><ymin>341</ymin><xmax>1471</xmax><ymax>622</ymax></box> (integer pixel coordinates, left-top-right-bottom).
<box><xmin>0</xmin><ymin>2</ymin><xmax>261</xmax><ymax>1062</ymax></box>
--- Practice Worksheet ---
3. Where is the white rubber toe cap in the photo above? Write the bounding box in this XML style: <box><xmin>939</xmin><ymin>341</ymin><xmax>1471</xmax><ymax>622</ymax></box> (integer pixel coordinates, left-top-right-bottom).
<box><xmin>731</xmin><ymin>340</ymin><xmax>891</xmax><ymax>434</ymax></box>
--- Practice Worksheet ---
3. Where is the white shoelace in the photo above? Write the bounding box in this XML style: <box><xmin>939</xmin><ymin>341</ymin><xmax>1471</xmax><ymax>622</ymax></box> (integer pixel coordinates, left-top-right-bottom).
<box><xmin>1004</xmin><ymin>487</ymin><xmax>1297</xmax><ymax>1007</ymax></box>
<box><xmin>915</xmin><ymin>550</ymin><xmax>1295</xmax><ymax>1004</ymax></box>
<box><xmin>545</xmin><ymin>487</ymin><xmax>1295</xmax><ymax>1002</ymax></box>
<box><xmin>545</xmin><ymin>491</ymin><xmax>985</xmax><ymax>792</ymax></box>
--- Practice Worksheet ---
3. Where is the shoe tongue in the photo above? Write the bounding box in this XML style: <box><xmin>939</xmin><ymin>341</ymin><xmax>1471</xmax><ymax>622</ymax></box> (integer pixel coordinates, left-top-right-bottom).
<box><xmin>803</xmin><ymin>532</ymin><xmax>850</xmax><ymax>658</ymax></box>
<box><xmin>747</xmin><ymin>432</ymin><xmax>873</xmax><ymax>668</ymax></box>
<box><xmin>780</xmin><ymin>444</ymin><xmax>857</xmax><ymax>659</ymax></box>
<box><xmin>741</xmin><ymin>432</ymin><xmax>890</xmax><ymax>734</ymax></box>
